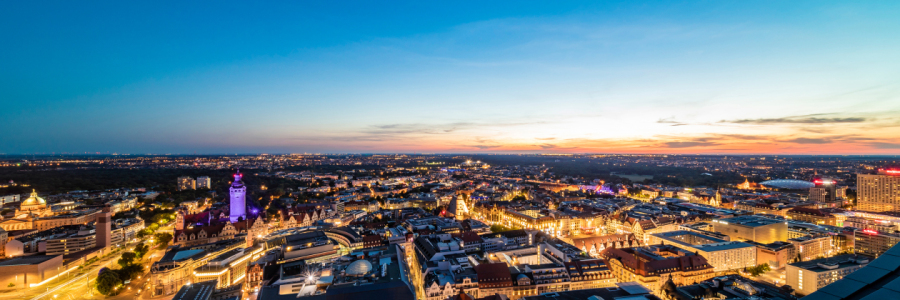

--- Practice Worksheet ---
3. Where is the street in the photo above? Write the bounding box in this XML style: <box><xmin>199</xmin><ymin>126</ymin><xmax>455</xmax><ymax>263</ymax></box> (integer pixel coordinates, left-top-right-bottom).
<box><xmin>0</xmin><ymin>224</ymin><xmax>174</xmax><ymax>300</ymax></box>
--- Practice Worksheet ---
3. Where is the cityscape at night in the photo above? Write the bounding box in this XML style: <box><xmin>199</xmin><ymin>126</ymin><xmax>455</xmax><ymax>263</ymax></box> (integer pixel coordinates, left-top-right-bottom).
<box><xmin>2</xmin><ymin>2</ymin><xmax>900</xmax><ymax>300</ymax></box>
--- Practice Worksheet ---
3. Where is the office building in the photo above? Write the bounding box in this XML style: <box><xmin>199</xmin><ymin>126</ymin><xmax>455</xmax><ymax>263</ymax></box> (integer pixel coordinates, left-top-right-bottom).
<box><xmin>789</xmin><ymin>234</ymin><xmax>834</xmax><ymax>262</ymax></box>
<box><xmin>45</xmin><ymin>228</ymin><xmax>96</xmax><ymax>255</ymax></box>
<box><xmin>854</xmin><ymin>229</ymin><xmax>900</xmax><ymax>258</ymax></box>
<box><xmin>804</xmin><ymin>243</ymin><xmax>900</xmax><ymax>300</ymax></box>
<box><xmin>649</xmin><ymin>231</ymin><xmax>757</xmax><ymax>272</ymax></box>
<box><xmin>711</xmin><ymin>215</ymin><xmax>788</xmax><ymax>244</ymax></box>
<box><xmin>786</xmin><ymin>254</ymin><xmax>869</xmax><ymax>296</ymax></box>
<box><xmin>857</xmin><ymin>169</ymin><xmax>900</xmax><ymax>212</ymax></box>
<box><xmin>196</xmin><ymin>176</ymin><xmax>212</xmax><ymax>189</ymax></box>
<box><xmin>810</xmin><ymin>176</ymin><xmax>838</xmax><ymax>203</ymax></box>
<box><xmin>178</xmin><ymin>176</ymin><xmax>196</xmax><ymax>191</ymax></box>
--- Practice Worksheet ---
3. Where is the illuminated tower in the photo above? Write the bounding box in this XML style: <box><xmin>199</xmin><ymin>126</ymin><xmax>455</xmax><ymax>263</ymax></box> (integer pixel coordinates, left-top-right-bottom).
<box><xmin>229</xmin><ymin>169</ymin><xmax>247</xmax><ymax>223</ymax></box>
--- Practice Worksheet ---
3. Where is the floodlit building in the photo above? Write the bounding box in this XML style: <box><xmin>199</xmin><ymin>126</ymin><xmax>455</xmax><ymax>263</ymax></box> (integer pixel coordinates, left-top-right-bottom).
<box><xmin>789</xmin><ymin>234</ymin><xmax>835</xmax><ymax>262</ymax></box>
<box><xmin>196</xmin><ymin>176</ymin><xmax>212</xmax><ymax>189</ymax></box>
<box><xmin>857</xmin><ymin>169</ymin><xmax>900</xmax><ymax>212</ymax></box>
<box><xmin>854</xmin><ymin>229</ymin><xmax>900</xmax><ymax>258</ymax></box>
<box><xmin>602</xmin><ymin>245</ymin><xmax>715</xmax><ymax>296</ymax></box>
<box><xmin>178</xmin><ymin>176</ymin><xmax>196</xmax><ymax>191</ymax></box>
<box><xmin>809</xmin><ymin>176</ymin><xmax>838</xmax><ymax>203</ymax></box>
<box><xmin>786</xmin><ymin>254</ymin><xmax>869</xmax><ymax>296</ymax></box>
<box><xmin>0</xmin><ymin>255</ymin><xmax>67</xmax><ymax>290</ymax></box>
<box><xmin>649</xmin><ymin>231</ymin><xmax>757</xmax><ymax>272</ymax></box>
<box><xmin>711</xmin><ymin>215</ymin><xmax>788</xmax><ymax>244</ymax></box>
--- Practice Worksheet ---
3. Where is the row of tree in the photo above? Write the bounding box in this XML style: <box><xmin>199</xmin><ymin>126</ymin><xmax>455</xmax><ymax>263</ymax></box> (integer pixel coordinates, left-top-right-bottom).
<box><xmin>96</xmin><ymin>243</ymin><xmax>150</xmax><ymax>295</ymax></box>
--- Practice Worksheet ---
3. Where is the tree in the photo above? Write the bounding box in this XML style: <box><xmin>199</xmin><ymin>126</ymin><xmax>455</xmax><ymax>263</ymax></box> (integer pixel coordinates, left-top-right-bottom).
<box><xmin>781</xmin><ymin>285</ymin><xmax>794</xmax><ymax>294</ymax></box>
<box><xmin>134</xmin><ymin>243</ymin><xmax>149</xmax><ymax>259</ymax></box>
<box><xmin>119</xmin><ymin>264</ymin><xmax>144</xmax><ymax>281</ymax></box>
<box><xmin>490</xmin><ymin>225</ymin><xmax>511</xmax><ymax>233</ymax></box>
<box><xmin>118</xmin><ymin>252</ymin><xmax>136</xmax><ymax>268</ymax></box>
<box><xmin>745</xmin><ymin>263</ymin><xmax>772</xmax><ymax>276</ymax></box>
<box><xmin>7</xmin><ymin>283</ymin><xmax>14</xmax><ymax>288</ymax></box>
<box><xmin>95</xmin><ymin>269</ymin><xmax>122</xmax><ymax>296</ymax></box>
<box><xmin>154</xmin><ymin>232</ymin><xmax>173</xmax><ymax>249</ymax></box>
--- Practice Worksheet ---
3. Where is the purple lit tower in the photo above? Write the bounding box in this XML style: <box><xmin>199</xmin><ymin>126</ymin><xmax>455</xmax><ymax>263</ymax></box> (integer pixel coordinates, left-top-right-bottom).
<box><xmin>229</xmin><ymin>169</ymin><xmax>247</xmax><ymax>223</ymax></box>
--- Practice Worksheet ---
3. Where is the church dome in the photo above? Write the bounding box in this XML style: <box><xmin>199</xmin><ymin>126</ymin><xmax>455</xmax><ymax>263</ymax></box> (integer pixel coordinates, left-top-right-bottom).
<box><xmin>346</xmin><ymin>260</ymin><xmax>373</xmax><ymax>276</ymax></box>
<box><xmin>21</xmin><ymin>190</ymin><xmax>47</xmax><ymax>207</ymax></box>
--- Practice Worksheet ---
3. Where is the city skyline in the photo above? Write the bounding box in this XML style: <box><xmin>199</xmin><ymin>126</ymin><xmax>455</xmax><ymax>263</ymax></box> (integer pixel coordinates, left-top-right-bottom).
<box><xmin>3</xmin><ymin>1</ymin><xmax>900</xmax><ymax>154</ymax></box>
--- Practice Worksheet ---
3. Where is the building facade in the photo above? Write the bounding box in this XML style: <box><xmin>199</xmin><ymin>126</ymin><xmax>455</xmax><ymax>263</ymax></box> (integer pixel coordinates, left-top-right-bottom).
<box><xmin>786</xmin><ymin>254</ymin><xmax>869</xmax><ymax>296</ymax></box>
<box><xmin>857</xmin><ymin>170</ymin><xmax>900</xmax><ymax>212</ymax></box>
<box><xmin>711</xmin><ymin>216</ymin><xmax>787</xmax><ymax>244</ymax></box>
<box><xmin>178</xmin><ymin>176</ymin><xmax>196</xmax><ymax>191</ymax></box>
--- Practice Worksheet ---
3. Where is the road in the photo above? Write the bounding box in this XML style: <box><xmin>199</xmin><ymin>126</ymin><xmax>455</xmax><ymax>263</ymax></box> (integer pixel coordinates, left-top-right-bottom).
<box><xmin>3</xmin><ymin>224</ymin><xmax>175</xmax><ymax>300</ymax></box>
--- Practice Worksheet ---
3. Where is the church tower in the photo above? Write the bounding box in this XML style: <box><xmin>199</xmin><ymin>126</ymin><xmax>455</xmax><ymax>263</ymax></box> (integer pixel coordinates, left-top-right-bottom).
<box><xmin>229</xmin><ymin>169</ymin><xmax>247</xmax><ymax>223</ymax></box>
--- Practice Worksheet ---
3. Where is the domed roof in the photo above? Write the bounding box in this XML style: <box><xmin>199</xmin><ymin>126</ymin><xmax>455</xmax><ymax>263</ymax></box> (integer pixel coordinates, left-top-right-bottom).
<box><xmin>760</xmin><ymin>179</ymin><xmax>815</xmax><ymax>189</ymax></box>
<box><xmin>346</xmin><ymin>260</ymin><xmax>373</xmax><ymax>275</ymax></box>
<box><xmin>21</xmin><ymin>190</ymin><xmax>47</xmax><ymax>207</ymax></box>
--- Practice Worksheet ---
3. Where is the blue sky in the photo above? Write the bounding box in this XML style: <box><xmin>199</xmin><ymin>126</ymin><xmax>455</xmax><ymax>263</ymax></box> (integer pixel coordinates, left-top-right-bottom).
<box><xmin>2</xmin><ymin>1</ymin><xmax>900</xmax><ymax>154</ymax></box>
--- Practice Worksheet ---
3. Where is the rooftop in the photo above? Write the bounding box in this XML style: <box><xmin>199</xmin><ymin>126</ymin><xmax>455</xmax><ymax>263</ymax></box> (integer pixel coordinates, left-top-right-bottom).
<box><xmin>715</xmin><ymin>215</ymin><xmax>785</xmax><ymax>227</ymax></box>
<box><xmin>0</xmin><ymin>255</ymin><xmax>58</xmax><ymax>266</ymax></box>
<box><xmin>803</xmin><ymin>243</ymin><xmax>900</xmax><ymax>299</ymax></box>
<box><xmin>172</xmin><ymin>280</ymin><xmax>217</xmax><ymax>300</ymax></box>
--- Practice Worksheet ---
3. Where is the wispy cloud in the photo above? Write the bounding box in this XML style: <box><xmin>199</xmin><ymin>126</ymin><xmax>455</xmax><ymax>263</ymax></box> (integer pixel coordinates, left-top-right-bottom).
<box><xmin>721</xmin><ymin>114</ymin><xmax>867</xmax><ymax>125</ymax></box>
<box><xmin>781</xmin><ymin>138</ymin><xmax>833</xmax><ymax>144</ymax></box>
<box><xmin>657</xmin><ymin>118</ymin><xmax>687</xmax><ymax>126</ymax></box>
<box><xmin>662</xmin><ymin>141</ymin><xmax>721</xmax><ymax>148</ymax></box>
<box><xmin>870</xmin><ymin>142</ymin><xmax>900</xmax><ymax>149</ymax></box>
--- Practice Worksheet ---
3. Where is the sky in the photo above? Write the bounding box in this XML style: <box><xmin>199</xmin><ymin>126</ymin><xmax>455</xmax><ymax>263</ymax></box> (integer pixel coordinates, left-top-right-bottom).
<box><xmin>2</xmin><ymin>1</ymin><xmax>900</xmax><ymax>155</ymax></box>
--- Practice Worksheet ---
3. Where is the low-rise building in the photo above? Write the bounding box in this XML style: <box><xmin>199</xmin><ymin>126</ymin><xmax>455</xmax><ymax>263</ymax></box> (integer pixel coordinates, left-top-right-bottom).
<box><xmin>149</xmin><ymin>238</ymin><xmax>246</xmax><ymax>296</ymax></box>
<box><xmin>789</xmin><ymin>234</ymin><xmax>835</xmax><ymax>262</ymax></box>
<box><xmin>854</xmin><ymin>229</ymin><xmax>900</xmax><ymax>258</ymax></box>
<box><xmin>0</xmin><ymin>255</ymin><xmax>68</xmax><ymax>290</ymax></box>
<box><xmin>602</xmin><ymin>245</ymin><xmax>715</xmax><ymax>296</ymax></box>
<box><xmin>649</xmin><ymin>230</ymin><xmax>757</xmax><ymax>272</ymax></box>
<box><xmin>711</xmin><ymin>215</ymin><xmax>787</xmax><ymax>244</ymax></box>
<box><xmin>785</xmin><ymin>254</ymin><xmax>869</xmax><ymax>296</ymax></box>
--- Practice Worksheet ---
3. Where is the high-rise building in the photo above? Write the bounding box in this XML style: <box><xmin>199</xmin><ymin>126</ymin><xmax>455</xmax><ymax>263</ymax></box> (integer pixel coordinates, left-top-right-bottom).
<box><xmin>177</xmin><ymin>176</ymin><xmax>196</xmax><ymax>191</ymax></box>
<box><xmin>229</xmin><ymin>170</ymin><xmax>246</xmax><ymax>223</ymax></box>
<box><xmin>810</xmin><ymin>176</ymin><xmax>837</xmax><ymax>203</ymax></box>
<box><xmin>857</xmin><ymin>169</ymin><xmax>900</xmax><ymax>212</ymax></box>
<box><xmin>196</xmin><ymin>176</ymin><xmax>211</xmax><ymax>189</ymax></box>
<box><xmin>96</xmin><ymin>206</ymin><xmax>112</xmax><ymax>250</ymax></box>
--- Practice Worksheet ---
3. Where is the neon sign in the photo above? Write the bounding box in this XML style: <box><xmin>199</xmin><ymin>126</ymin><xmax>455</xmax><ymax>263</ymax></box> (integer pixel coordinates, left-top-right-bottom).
<box><xmin>862</xmin><ymin>229</ymin><xmax>878</xmax><ymax>235</ymax></box>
